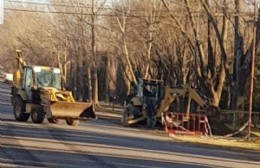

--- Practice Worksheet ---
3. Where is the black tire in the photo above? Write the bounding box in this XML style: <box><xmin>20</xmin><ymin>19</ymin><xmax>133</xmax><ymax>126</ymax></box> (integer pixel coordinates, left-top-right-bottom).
<box><xmin>31</xmin><ymin>109</ymin><xmax>45</xmax><ymax>124</ymax></box>
<box><xmin>47</xmin><ymin>118</ymin><xmax>60</xmax><ymax>124</ymax></box>
<box><xmin>13</xmin><ymin>98</ymin><xmax>30</xmax><ymax>122</ymax></box>
<box><xmin>66</xmin><ymin>118</ymin><xmax>79</xmax><ymax>126</ymax></box>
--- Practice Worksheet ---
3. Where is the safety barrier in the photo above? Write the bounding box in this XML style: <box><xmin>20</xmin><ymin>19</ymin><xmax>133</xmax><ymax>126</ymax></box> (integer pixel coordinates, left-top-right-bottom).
<box><xmin>163</xmin><ymin>112</ymin><xmax>209</xmax><ymax>135</ymax></box>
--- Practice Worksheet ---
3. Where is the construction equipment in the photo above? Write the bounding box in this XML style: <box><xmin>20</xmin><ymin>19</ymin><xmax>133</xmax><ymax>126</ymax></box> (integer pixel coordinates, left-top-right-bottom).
<box><xmin>122</xmin><ymin>79</ymin><xmax>215</xmax><ymax>126</ymax></box>
<box><xmin>11</xmin><ymin>50</ymin><xmax>95</xmax><ymax>126</ymax></box>
<box><xmin>161</xmin><ymin>85</ymin><xmax>226</xmax><ymax>135</ymax></box>
<box><xmin>157</xmin><ymin>84</ymin><xmax>211</xmax><ymax>119</ymax></box>
<box><xmin>122</xmin><ymin>78</ymin><xmax>164</xmax><ymax>125</ymax></box>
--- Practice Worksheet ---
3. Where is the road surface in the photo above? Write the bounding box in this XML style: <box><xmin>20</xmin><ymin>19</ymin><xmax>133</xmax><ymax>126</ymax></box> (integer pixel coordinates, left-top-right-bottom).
<box><xmin>1</xmin><ymin>82</ymin><xmax>260</xmax><ymax>168</ymax></box>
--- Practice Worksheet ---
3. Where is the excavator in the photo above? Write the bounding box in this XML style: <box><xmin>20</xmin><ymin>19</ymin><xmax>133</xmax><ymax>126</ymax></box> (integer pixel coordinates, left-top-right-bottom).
<box><xmin>122</xmin><ymin>78</ymin><xmax>215</xmax><ymax>126</ymax></box>
<box><xmin>122</xmin><ymin>78</ymin><xmax>164</xmax><ymax>125</ymax></box>
<box><xmin>11</xmin><ymin>50</ymin><xmax>96</xmax><ymax>126</ymax></box>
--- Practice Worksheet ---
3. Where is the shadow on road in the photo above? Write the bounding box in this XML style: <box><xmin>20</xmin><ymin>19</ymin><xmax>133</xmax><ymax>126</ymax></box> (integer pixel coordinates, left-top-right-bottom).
<box><xmin>1</xmin><ymin>120</ymin><xmax>260</xmax><ymax>166</ymax></box>
<box><xmin>1</xmin><ymin>146</ymin><xmax>223</xmax><ymax>168</ymax></box>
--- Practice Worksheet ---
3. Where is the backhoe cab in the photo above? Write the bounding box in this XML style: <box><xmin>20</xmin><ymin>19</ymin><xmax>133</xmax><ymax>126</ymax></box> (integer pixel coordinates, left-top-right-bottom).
<box><xmin>122</xmin><ymin>78</ymin><xmax>164</xmax><ymax>125</ymax></box>
<box><xmin>11</xmin><ymin>50</ymin><xmax>95</xmax><ymax>126</ymax></box>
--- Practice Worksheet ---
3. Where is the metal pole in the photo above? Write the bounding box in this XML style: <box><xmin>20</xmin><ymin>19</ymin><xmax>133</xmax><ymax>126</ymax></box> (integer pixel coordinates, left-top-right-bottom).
<box><xmin>248</xmin><ymin>0</ymin><xmax>257</xmax><ymax>141</ymax></box>
<box><xmin>113</xmin><ymin>98</ymin><xmax>115</xmax><ymax>112</ymax></box>
<box><xmin>194</xmin><ymin>3</ymin><xmax>200</xmax><ymax>88</ymax></box>
<box><xmin>233</xmin><ymin>111</ymin><xmax>236</xmax><ymax>131</ymax></box>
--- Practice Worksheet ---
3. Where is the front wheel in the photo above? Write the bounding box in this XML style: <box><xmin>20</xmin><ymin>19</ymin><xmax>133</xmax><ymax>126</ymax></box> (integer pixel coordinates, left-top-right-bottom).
<box><xmin>31</xmin><ymin>109</ymin><xmax>45</xmax><ymax>124</ymax></box>
<box><xmin>13</xmin><ymin>98</ymin><xmax>30</xmax><ymax>122</ymax></box>
<box><xmin>66</xmin><ymin>118</ymin><xmax>79</xmax><ymax>126</ymax></box>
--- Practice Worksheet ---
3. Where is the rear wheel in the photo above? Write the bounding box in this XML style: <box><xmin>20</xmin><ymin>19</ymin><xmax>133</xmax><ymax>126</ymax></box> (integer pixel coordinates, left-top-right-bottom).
<box><xmin>47</xmin><ymin>118</ymin><xmax>60</xmax><ymax>124</ymax></box>
<box><xmin>31</xmin><ymin>109</ymin><xmax>45</xmax><ymax>124</ymax></box>
<box><xmin>13</xmin><ymin>98</ymin><xmax>30</xmax><ymax>122</ymax></box>
<box><xmin>66</xmin><ymin>118</ymin><xmax>79</xmax><ymax>126</ymax></box>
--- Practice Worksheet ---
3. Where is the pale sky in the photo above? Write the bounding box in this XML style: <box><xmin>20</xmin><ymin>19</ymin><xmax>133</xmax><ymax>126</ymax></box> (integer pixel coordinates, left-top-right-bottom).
<box><xmin>0</xmin><ymin>0</ymin><xmax>3</xmax><ymax>25</ymax></box>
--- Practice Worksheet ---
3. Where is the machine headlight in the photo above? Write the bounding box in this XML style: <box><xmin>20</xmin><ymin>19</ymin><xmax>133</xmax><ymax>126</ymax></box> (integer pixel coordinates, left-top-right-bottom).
<box><xmin>33</xmin><ymin>67</ymin><xmax>41</xmax><ymax>73</ymax></box>
<box><xmin>172</xmin><ymin>93</ymin><xmax>178</xmax><ymax>97</ymax></box>
<box><xmin>53</xmin><ymin>68</ymin><xmax>61</xmax><ymax>74</ymax></box>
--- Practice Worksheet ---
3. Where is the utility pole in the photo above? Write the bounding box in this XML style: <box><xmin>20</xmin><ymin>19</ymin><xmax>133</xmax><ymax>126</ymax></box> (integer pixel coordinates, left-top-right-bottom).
<box><xmin>248</xmin><ymin>0</ymin><xmax>257</xmax><ymax>141</ymax></box>
<box><xmin>194</xmin><ymin>1</ymin><xmax>200</xmax><ymax>89</ymax></box>
<box><xmin>91</xmin><ymin>0</ymin><xmax>98</xmax><ymax>105</ymax></box>
<box><xmin>194</xmin><ymin>3</ymin><xmax>200</xmax><ymax>88</ymax></box>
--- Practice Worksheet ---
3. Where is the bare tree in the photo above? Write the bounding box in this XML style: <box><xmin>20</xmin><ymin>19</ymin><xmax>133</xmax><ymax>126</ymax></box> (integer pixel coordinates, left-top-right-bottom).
<box><xmin>111</xmin><ymin>0</ymin><xmax>138</xmax><ymax>95</ymax></box>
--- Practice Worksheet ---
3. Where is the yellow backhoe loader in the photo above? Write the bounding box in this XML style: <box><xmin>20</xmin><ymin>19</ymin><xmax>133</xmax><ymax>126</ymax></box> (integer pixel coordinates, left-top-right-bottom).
<box><xmin>11</xmin><ymin>50</ymin><xmax>95</xmax><ymax>126</ymax></box>
<box><xmin>122</xmin><ymin>79</ymin><xmax>217</xmax><ymax>126</ymax></box>
<box><xmin>122</xmin><ymin>78</ymin><xmax>164</xmax><ymax>126</ymax></box>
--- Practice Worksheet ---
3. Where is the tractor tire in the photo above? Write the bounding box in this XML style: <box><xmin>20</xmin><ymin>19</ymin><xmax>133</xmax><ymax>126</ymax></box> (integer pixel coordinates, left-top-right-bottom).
<box><xmin>31</xmin><ymin>109</ymin><xmax>45</xmax><ymax>124</ymax></box>
<box><xmin>13</xmin><ymin>98</ymin><xmax>30</xmax><ymax>122</ymax></box>
<box><xmin>66</xmin><ymin>118</ymin><xmax>79</xmax><ymax>126</ymax></box>
<box><xmin>47</xmin><ymin>118</ymin><xmax>60</xmax><ymax>124</ymax></box>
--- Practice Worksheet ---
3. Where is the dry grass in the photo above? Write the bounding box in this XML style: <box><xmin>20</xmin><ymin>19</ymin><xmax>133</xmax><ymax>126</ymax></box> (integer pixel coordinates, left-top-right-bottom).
<box><xmin>169</xmin><ymin>134</ymin><xmax>260</xmax><ymax>151</ymax></box>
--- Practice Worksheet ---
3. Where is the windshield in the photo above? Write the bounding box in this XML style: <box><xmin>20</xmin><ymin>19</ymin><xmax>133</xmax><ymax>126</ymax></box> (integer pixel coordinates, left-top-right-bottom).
<box><xmin>36</xmin><ymin>70</ymin><xmax>61</xmax><ymax>90</ymax></box>
<box><xmin>143</xmin><ymin>83</ymin><xmax>158</xmax><ymax>97</ymax></box>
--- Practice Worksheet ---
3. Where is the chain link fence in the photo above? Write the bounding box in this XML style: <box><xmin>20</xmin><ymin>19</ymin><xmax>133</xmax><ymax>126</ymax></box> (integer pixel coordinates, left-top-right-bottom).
<box><xmin>221</xmin><ymin>110</ymin><xmax>260</xmax><ymax>130</ymax></box>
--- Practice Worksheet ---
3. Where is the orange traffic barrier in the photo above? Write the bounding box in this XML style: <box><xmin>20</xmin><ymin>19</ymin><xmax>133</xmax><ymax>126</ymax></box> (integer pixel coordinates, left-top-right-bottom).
<box><xmin>163</xmin><ymin>112</ymin><xmax>209</xmax><ymax>135</ymax></box>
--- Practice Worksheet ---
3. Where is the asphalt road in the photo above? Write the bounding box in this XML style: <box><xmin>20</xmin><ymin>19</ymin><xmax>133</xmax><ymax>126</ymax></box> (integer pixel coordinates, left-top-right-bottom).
<box><xmin>1</xmin><ymin>82</ymin><xmax>260</xmax><ymax>168</ymax></box>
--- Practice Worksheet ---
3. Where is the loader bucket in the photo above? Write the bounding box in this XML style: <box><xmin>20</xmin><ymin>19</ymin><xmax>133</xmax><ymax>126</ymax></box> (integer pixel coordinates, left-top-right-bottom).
<box><xmin>49</xmin><ymin>101</ymin><xmax>96</xmax><ymax>119</ymax></box>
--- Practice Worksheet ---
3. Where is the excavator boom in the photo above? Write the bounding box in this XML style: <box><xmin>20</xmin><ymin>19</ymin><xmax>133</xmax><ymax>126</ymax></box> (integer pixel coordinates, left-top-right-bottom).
<box><xmin>13</xmin><ymin>50</ymin><xmax>26</xmax><ymax>88</ymax></box>
<box><xmin>157</xmin><ymin>84</ymin><xmax>209</xmax><ymax>116</ymax></box>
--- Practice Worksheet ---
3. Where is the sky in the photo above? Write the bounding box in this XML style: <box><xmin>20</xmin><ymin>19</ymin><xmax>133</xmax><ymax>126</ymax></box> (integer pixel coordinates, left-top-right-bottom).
<box><xmin>0</xmin><ymin>0</ymin><xmax>3</xmax><ymax>25</ymax></box>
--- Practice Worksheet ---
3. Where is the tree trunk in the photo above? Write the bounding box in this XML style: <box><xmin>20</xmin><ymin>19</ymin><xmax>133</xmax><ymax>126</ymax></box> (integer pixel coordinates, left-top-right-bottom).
<box><xmin>107</xmin><ymin>53</ymin><xmax>117</xmax><ymax>99</ymax></box>
<box><xmin>123</xmin><ymin>38</ymin><xmax>137</xmax><ymax>85</ymax></box>
<box><xmin>87</xmin><ymin>66</ymin><xmax>92</xmax><ymax>101</ymax></box>
<box><xmin>92</xmin><ymin>68</ymin><xmax>99</xmax><ymax>105</ymax></box>
<box><xmin>211</xmin><ymin>64</ymin><xmax>226</xmax><ymax>107</ymax></box>
<box><xmin>124</xmin><ymin>66</ymin><xmax>132</xmax><ymax>96</ymax></box>
<box><xmin>77</xmin><ymin>45</ymin><xmax>83</xmax><ymax>101</ymax></box>
<box><xmin>231</xmin><ymin>0</ymin><xmax>244</xmax><ymax>110</ymax></box>
<box><xmin>91</xmin><ymin>0</ymin><xmax>99</xmax><ymax>106</ymax></box>
<box><xmin>115</xmin><ymin>11</ymin><xmax>137</xmax><ymax>86</ymax></box>
<box><xmin>144</xmin><ymin>28</ymin><xmax>153</xmax><ymax>79</ymax></box>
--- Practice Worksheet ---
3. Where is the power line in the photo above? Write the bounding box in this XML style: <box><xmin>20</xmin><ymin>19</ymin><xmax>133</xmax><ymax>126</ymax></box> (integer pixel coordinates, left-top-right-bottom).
<box><xmin>4</xmin><ymin>0</ymin><xmax>174</xmax><ymax>17</ymax></box>
<box><xmin>4</xmin><ymin>0</ymin><xmax>146</xmax><ymax>18</ymax></box>
<box><xmin>4</xmin><ymin>8</ymin><xmax>255</xmax><ymax>18</ymax></box>
<box><xmin>5</xmin><ymin>0</ymin><xmax>112</xmax><ymax>10</ymax></box>
<box><xmin>4</xmin><ymin>0</ymin><xmax>256</xmax><ymax>17</ymax></box>
<box><xmin>3</xmin><ymin>1</ymin><xmax>256</xmax><ymax>19</ymax></box>
<box><xmin>4</xmin><ymin>7</ymin><xmax>112</xmax><ymax>16</ymax></box>
<box><xmin>4</xmin><ymin>7</ymin><xmax>152</xmax><ymax>19</ymax></box>
<box><xmin>4</xmin><ymin>0</ymin><xmax>154</xmax><ymax>12</ymax></box>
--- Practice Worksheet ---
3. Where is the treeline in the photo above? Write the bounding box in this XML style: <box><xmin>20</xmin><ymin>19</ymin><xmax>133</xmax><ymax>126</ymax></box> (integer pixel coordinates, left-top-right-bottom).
<box><xmin>0</xmin><ymin>0</ymin><xmax>259</xmax><ymax>111</ymax></box>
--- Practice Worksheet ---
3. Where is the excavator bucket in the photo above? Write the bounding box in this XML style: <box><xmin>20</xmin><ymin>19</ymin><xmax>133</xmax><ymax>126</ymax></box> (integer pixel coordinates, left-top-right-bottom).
<box><xmin>49</xmin><ymin>101</ymin><xmax>96</xmax><ymax>119</ymax></box>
